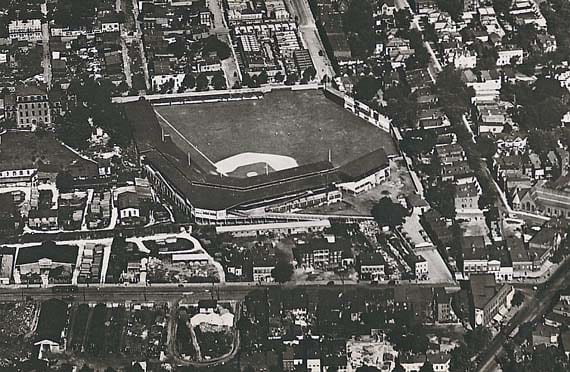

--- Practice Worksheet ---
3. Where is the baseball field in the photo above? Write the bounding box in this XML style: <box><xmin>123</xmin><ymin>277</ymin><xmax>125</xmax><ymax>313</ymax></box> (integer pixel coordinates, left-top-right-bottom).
<box><xmin>153</xmin><ymin>89</ymin><xmax>396</xmax><ymax>177</ymax></box>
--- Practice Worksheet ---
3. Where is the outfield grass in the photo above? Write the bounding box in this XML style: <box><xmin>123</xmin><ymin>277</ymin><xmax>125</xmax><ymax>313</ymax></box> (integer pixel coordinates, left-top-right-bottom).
<box><xmin>153</xmin><ymin>89</ymin><xmax>396</xmax><ymax>168</ymax></box>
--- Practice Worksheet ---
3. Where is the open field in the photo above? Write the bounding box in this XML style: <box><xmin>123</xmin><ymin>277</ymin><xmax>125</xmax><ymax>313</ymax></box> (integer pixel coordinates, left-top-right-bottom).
<box><xmin>153</xmin><ymin>89</ymin><xmax>397</xmax><ymax>173</ymax></box>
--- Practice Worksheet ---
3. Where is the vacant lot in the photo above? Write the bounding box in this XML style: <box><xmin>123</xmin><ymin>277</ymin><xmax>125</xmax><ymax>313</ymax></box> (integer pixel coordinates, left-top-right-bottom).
<box><xmin>154</xmin><ymin>89</ymin><xmax>397</xmax><ymax>169</ymax></box>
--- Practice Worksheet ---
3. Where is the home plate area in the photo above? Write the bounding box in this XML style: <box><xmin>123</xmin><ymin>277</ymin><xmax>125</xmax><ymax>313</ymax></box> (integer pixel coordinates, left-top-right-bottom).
<box><xmin>214</xmin><ymin>152</ymin><xmax>299</xmax><ymax>178</ymax></box>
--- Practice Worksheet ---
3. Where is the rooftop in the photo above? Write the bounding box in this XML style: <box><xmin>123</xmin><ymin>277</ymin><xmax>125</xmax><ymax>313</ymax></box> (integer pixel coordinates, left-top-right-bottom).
<box><xmin>0</xmin><ymin>131</ymin><xmax>99</xmax><ymax>177</ymax></box>
<box><xmin>470</xmin><ymin>274</ymin><xmax>498</xmax><ymax>309</ymax></box>
<box><xmin>15</xmin><ymin>241</ymin><xmax>79</xmax><ymax>266</ymax></box>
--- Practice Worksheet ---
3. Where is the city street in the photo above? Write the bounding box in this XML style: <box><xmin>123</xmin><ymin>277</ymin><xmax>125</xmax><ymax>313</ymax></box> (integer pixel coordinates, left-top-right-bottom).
<box><xmin>476</xmin><ymin>258</ymin><xmax>570</xmax><ymax>372</ymax></box>
<box><xmin>0</xmin><ymin>281</ymin><xmax>458</xmax><ymax>303</ymax></box>
<box><xmin>41</xmin><ymin>2</ymin><xmax>51</xmax><ymax>88</ymax></box>
<box><xmin>395</xmin><ymin>0</ymin><xmax>443</xmax><ymax>77</ymax></box>
<box><xmin>285</xmin><ymin>0</ymin><xmax>336</xmax><ymax>80</ymax></box>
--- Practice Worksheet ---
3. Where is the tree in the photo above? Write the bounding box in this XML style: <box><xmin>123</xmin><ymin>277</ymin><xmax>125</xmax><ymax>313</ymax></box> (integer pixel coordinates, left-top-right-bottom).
<box><xmin>435</xmin><ymin>0</ymin><xmax>463</xmax><ymax>21</ymax></box>
<box><xmin>371</xmin><ymin>197</ymin><xmax>409</xmax><ymax>228</ymax></box>
<box><xmin>274</xmin><ymin>71</ymin><xmax>284</xmax><ymax>83</ymax></box>
<box><xmin>511</xmin><ymin>290</ymin><xmax>524</xmax><ymax>307</ymax></box>
<box><xmin>402</xmin><ymin>29</ymin><xmax>429</xmax><ymax>69</ymax></box>
<box><xmin>55</xmin><ymin>105</ymin><xmax>92</xmax><ymax>150</ymax></box>
<box><xmin>182</xmin><ymin>73</ymin><xmax>196</xmax><ymax>89</ymax></box>
<box><xmin>342</xmin><ymin>0</ymin><xmax>376</xmax><ymax>58</ymax></box>
<box><xmin>426</xmin><ymin>182</ymin><xmax>456</xmax><ymax>219</ymax></box>
<box><xmin>258</xmin><ymin>70</ymin><xmax>269</xmax><ymax>84</ymax></box>
<box><xmin>211</xmin><ymin>71</ymin><xmax>227</xmax><ymax>90</ymax></box>
<box><xmin>420</xmin><ymin>362</ymin><xmax>434</xmax><ymax>372</ymax></box>
<box><xmin>528</xmin><ymin>129</ymin><xmax>557</xmax><ymax>154</ymax></box>
<box><xmin>493</xmin><ymin>0</ymin><xmax>514</xmax><ymax>14</ymax></box>
<box><xmin>464</xmin><ymin>327</ymin><xmax>492</xmax><ymax>353</ymax></box>
<box><xmin>450</xmin><ymin>345</ymin><xmax>476</xmax><ymax>372</ymax></box>
<box><xmin>394</xmin><ymin>9</ymin><xmax>411</xmax><ymax>30</ymax></box>
<box><xmin>271</xmin><ymin>261</ymin><xmax>293</xmax><ymax>283</ymax></box>
<box><xmin>354</xmin><ymin>76</ymin><xmax>382</xmax><ymax>102</ymax></box>
<box><xmin>476</xmin><ymin>135</ymin><xmax>497</xmax><ymax>159</ymax></box>
<box><xmin>400</xmin><ymin>129</ymin><xmax>437</xmax><ymax>156</ymax></box>
<box><xmin>393</xmin><ymin>362</ymin><xmax>406</xmax><ymax>372</ymax></box>
<box><xmin>242</xmin><ymin>73</ymin><xmax>258</xmax><ymax>88</ymax></box>
<box><xmin>203</xmin><ymin>36</ymin><xmax>232</xmax><ymax>60</ymax></box>
<box><xmin>435</xmin><ymin>66</ymin><xmax>473</xmax><ymax>122</ymax></box>
<box><xmin>196</xmin><ymin>73</ymin><xmax>209</xmax><ymax>91</ymax></box>
<box><xmin>117</xmin><ymin>81</ymin><xmax>129</xmax><ymax>94</ymax></box>
<box><xmin>56</xmin><ymin>171</ymin><xmax>74</xmax><ymax>192</ymax></box>
<box><xmin>302</xmin><ymin>66</ymin><xmax>317</xmax><ymax>82</ymax></box>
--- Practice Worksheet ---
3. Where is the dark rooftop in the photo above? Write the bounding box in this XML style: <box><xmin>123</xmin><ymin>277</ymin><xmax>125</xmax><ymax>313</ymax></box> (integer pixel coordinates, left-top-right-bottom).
<box><xmin>16</xmin><ymin>241</ymin><xmax>78</xmax><ymax>265</ymax></box>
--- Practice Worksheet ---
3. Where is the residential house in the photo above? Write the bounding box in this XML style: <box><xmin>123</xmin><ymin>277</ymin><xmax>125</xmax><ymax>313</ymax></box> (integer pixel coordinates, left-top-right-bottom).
<box><xmin>496</xmin><ymin>46</ymin><xmax>524</xmax><ymax>66</ymax></box>
<box><xmin>493</xmin><ymin>133</ymin><xmax>527</xmax><ymax>154</ymax></box>
<box><xmin>4</xmin><ymin>85</ymin><xmax>52</xmax><ymax>130</ymax></box>
<box><xmin>532</xmin><ymin>323</ymin><xmax>559</xmax><ymax>347</ymax></box>
<box><xmin>253</xmin><ymin>256</ymin><xmax>276</xmax><ymax>282</ymax></box>
<box><xmin>28</xmin><ymin>209</ymin><xmax>58</xmax><ymax>230</ymax></box>
<box><xmin>415</xmin><ymin>0</ymin><xmax>437</xmax><ymax>14</ymax></box>
<box><xmin>477</xmin><ymin>104</ymin><xmax>505</xmax><ymax>134</ymax></box>
<box><xmin>447</xmin><ymin>49</ymin><xmax>477</xmax><ymax>70</ymax></box>
<box><xmin>455</xmin><ymin>180</ymin><xmax>481</xmax><ymax>210</ymax></box>
<box><xmin>295</xmin><ymin>237</ymin><xmax>348</xmax><ymax>269</ymax></box>
<box><xmin>434</xmin><ymin>288</ymin><xmax>457</xmax><ymax>323</ymax></box>
<box><xmin>117</xmin><ymin>191</ymin><xmax>149</xmax><ymax>226</ymax></box>
<box><xmin>100</xmin><ymin>14</ymin><xmax>121</xmax><ymax>33</ymax></box>
<box><xmin>0</xmin><ymin>192</ymin><xmax>21</xmax><ymax>236</ymax></box>
<box><xmin>34</xmin><ymin>299</ymin><xmax>68</xmax><ymax>360</ymax></box>
<box><xmin>358</xmin><ymin>252</ymin><xmax>385</xmax><ymax>281</ymax></box>
<box><xmin>435</xmin><ymin>143</ymin><xmax>466</xmax><ymax>165</ymax></box>
<box><xmin>8</xmin><ymin>19</ymin><xmax>42</xmax><ymax>42</ymax></box>
<box><xmin>523</xmin><ymin>153</ymin><xmax>545</xmax><ymax>180</ymax></box>
<box><xmin>441</xmin><ymin>161</ymin><xmax>472</xmax><ymax>182</ymax></box>
<box><xmin>0</xmin><ymin>247</ymin><xmax>15</xmax><ymax>285</ymax></box>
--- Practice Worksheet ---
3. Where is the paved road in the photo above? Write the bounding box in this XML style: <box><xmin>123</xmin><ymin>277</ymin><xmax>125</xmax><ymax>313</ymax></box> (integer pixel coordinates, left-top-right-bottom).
<box><xmin>118</xmin><ymin>0</ymin><xmax>133</xmax><ymax>88</ymax></box>
<box><xmin>131</xmin><ymin>0</ymin><xmax>150</xmax><ymax>91</ymax></box>
<box><xmin>285</xmin><ymin>0</ymin><xmax>336</xmax><ymax>80</ymax></box>
<box><xmin>394</xmin><ymin>0</ymin><xmax>442</xmax><ymax>76</ymax></box>
<box><xmin>476</xmin><ymin>258</ymin><xmax>570</xmax><ymax>372</ymax></box>
<box><xmin>0</xmin><ymin>281</ymin><xmax>458</xmax><ymax>303</ymax></box>
<box><xmin>41</xmin><ymin>2</ymin><xmax>52</xmax><ymax>88</ymax></box>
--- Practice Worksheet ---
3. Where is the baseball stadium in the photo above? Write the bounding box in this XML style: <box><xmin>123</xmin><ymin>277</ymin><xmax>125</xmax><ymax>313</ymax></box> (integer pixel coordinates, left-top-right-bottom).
<box><xmin>124</xmin><ymin>88</ymin><xmax>398</xmax><ymax>223</ymax></box>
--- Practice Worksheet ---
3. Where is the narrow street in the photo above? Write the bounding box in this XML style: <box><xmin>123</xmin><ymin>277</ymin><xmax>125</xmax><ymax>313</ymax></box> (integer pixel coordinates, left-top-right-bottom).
<box><xmin>115</xmin><ymin>0</ymin><xmax>133</xmax><ymax>88</ymax></box>
<box><xmin>285</xmin><ymin>0</ymin><xmax>336</xmax><ymax>80</ymax></box>
<box><xmin>41</xmin><ymin>1</ymin><xmax>51</xmax><ymax>88</ymax></box>
<box><xmin>206</xmin><ymin>0</ymin><xmax>241</xmax><ymax>87</ymax></box>
<box><xmin>131</xmin><ymin>0</ymin><xmax>150</xmax><ymax>91</ymax></box>
<box><xmin>394</xmin><ymin>0</ymin><xmax>443</xmax><ymax>75</ymax></box>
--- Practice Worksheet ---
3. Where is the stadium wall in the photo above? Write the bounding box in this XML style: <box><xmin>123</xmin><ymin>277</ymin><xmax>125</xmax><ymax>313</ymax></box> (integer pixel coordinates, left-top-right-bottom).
<box><xmin>323</xmin><ymin>87</ymin><xmax>391</xmax><ymax>132</ymax></box>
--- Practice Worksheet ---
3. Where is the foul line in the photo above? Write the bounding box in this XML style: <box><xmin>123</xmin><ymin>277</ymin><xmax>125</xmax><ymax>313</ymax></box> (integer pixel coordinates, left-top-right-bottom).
<box><xmin>154</xmin><ymin>109</ymin><xmax>217</xmax><ymax>168</ymax></box>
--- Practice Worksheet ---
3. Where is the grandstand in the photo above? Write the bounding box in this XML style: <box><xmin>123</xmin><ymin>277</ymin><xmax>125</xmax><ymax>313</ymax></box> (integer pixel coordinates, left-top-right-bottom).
<box><xmin>125</xmin><ymin>88</ymin><xmax>397</xmax><ymax>223</ymax></box>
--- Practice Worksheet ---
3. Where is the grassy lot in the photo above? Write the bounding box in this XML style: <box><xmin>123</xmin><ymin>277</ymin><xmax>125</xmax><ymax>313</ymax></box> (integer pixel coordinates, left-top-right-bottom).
<box><xmin>154</xmin><ymin>89</ymin><xmax>397</xmax><ymax>168</ymax></box>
